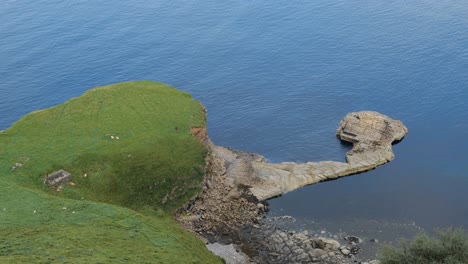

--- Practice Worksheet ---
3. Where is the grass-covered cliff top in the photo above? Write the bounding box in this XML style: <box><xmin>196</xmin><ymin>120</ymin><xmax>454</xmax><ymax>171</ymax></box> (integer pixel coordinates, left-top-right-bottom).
<box><xmin>0</xmin><ymin>81</ymin><xmax>221</xmax><ymax>263</ymax></box>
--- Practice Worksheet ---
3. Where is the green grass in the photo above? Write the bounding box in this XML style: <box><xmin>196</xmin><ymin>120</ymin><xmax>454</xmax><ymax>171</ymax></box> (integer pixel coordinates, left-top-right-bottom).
<box><xmin>379</xmin><ymin>228</ymin><xmax>468</xmax><ymax>264</ymax></box>
<box><xmin>0</xmin><ymin>81</ymin><xmax>221</xmax><ymax>263</ymax></box>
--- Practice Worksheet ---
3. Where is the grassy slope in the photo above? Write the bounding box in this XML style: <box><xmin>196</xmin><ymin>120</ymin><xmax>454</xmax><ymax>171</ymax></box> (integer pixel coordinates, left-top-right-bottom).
<box><xmin>0</xmin><ymin>81</ymin><xmax>221</xmax><ymax>263</ymax></box>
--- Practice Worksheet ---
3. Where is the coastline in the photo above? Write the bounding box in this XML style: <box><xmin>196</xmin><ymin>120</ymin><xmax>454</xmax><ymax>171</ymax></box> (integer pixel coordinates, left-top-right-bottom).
<box><xmin>180</xmin><ymin>111</ymin><xmax>407</xmax><ymax>263</ymax></box>
<box><xmin>0</xmin><ymin>82</ymin><xmax>407</xmax><ymax>263</ymax></box>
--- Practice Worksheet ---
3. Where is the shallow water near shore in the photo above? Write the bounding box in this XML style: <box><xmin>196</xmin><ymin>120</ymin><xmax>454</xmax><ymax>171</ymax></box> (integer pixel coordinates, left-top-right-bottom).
<box><xmin>1</xmin><ymin>0</ymin><xmax>467</xmax><ymax>246</ymax></box>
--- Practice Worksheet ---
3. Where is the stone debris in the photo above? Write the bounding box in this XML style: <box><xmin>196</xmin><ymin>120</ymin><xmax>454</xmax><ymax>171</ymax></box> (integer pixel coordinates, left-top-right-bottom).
<box><xmin>344</xmin><ymin>236</ymin><xmax>363</xmax><ymax>245</ymax></box>
<box><xmin>238</xmin><ymin>224</ymin><xmax>376</xmax><ymax>264</ymax></box>
<box><xmin>10</xmin><ymin>162</ymin><xmax>23</xmax><ymax>172</ymax></box>
<box><xmin>44</xmin><ymin>170</ymin><xmax>72</xmax><ymax>187</ymax></box>
<box><xmin>176</xmin><ymin>147</ymin><xmax>266</xmax><ymax>244</ymax></box>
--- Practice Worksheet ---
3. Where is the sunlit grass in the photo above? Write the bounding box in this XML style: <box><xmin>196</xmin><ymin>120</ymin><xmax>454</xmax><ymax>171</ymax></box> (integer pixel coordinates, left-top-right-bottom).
<box><xmin>0</xmin><ymin>81</ymin><xmax>220</xmax><ymax>263</ymax></box>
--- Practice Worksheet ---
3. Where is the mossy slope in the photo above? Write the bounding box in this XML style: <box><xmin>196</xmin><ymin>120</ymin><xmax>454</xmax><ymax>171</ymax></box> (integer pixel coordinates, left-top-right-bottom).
<box><xmin>0</xmin><ymin>81</ymin><xmax>220</xmax><ymax>263</ymax></box>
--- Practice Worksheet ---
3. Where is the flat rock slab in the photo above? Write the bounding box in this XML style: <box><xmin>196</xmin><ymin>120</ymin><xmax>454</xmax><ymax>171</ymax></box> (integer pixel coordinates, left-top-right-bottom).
<box><xmin>212</xmin><ymin>111</ymin><xmax>408</xmax><ymax>201</ymax></box>
<box><xmin>206</xmin><ymin>243</ymin><xmax>249</xmax><ymax>264</ymax></box>
<box><xmin>337</xmin><ymin>111</ymin><xmax>408</xmax><ymax>166</ymax></box>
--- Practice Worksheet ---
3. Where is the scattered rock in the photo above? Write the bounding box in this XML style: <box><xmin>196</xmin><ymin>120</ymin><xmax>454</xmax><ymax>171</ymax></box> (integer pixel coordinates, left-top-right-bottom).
<box><xmin>10</xmin><ymin>162</ymin><xmax>23</xmax><ymax>172</ymax></box>
<box><xmin>309</xmin><ymin>249</ymin><xmax>326</xmax><ymax>258</ymax></box>
<box><xmin>316</xmin><ymin>237</ymin><xmax>340</xmax><ymax>251</ymax></box>
<box><xmin>176</xmin><ymin>142</ymin><xmax>264</xmax><ymax>245</ymax></box>
<box><xmin>349</xmin><ymin>246</ymin><xmax>362</xmax><ymax>255</ymax></box>
<box><xmin>340</xmin><ymin>248</ymin><xmax>351</xmax><ymax>256</ymax></box>
<box><xmin>293</xmin><ymin>232</ymin><xmax>308</xmax><ymax>241</ymax></box>
<box><xmin>44</xmin><ymin>170</ymin><xmax>72</xmax><ymax>187</ymax></box>
<box><xmin>344</xmin><ymin>236</ymin><xmax>363</xmax><ymax>245</ymax></box>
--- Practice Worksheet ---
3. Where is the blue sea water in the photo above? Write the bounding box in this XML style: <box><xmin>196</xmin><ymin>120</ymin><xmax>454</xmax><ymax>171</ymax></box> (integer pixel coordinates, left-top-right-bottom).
<box><xmin>1</xmin><ymin>0</ymin><xmax>467</xmax><ymax>234</ymax></box>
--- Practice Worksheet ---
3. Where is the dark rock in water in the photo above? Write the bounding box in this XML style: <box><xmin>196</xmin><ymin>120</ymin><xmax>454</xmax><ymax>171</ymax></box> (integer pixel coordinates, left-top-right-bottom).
<box><xmin>344</xmin><ymin>236</ymin><xmax>363</xmax><ymax>245</ymax></box>
<box><xmin>349</xmin><ymin>246</ymin><xmax>362</xmax><ymax>255</ymax></box>
<box><xmin>44</xmin><ymin>170</ymin><xmax>72</xmax><ymax>187</ymax></box>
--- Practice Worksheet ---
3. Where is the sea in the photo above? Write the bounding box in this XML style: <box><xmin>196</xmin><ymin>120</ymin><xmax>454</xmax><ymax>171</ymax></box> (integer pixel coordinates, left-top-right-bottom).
<box><xmin>1</xmin><ymin>0</ymin><xmax>467</xmax><ymax>246</ymax></box>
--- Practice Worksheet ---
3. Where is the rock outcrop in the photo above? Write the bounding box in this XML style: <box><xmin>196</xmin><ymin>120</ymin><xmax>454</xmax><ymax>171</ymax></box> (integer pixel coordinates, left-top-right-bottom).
<box><xmin>215</xmin><ymin>111</ymin><xmax>408</xmax><ymax>201</ymax></box>
<box><xmin>237</xmin><ymin>224</ymin><xmax>380</xmax><ymax>264</ymax></box>
<box><xmin>180</xmin><ymin>111</ymin><xmax>406</xmax><ymax>263</ymax></box>
<box><xmin>177</xmin><ymin>143</ymin><xmax>267</xmax><ymax>244</ymax></box>
<box><xmin>180</xmin><ymin>111</ymin><xmax>407</xmax><ymax>233</ymax></box>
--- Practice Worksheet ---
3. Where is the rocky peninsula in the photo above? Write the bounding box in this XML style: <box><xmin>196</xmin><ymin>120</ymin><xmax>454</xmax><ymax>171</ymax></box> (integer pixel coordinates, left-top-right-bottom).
<box><xmin>179</xmin><ymin>111</ymin><xmax>408</xmax><ymax>263</ymax></box>
<box><xmin>247</xmin><ymin>111</ymin><xmax>408</xmax><ymax>200</ymax></box>
<box><xmin>0</xmin><ymin>81</ymin><xmax>408</xmax><ymax>263</ymax></box>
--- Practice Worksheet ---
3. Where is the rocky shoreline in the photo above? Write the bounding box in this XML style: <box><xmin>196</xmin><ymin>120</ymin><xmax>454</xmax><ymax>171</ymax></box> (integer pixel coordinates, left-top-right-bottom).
<box><xmin>178</xmin><ymin>111</ymin><xmax>407</xmax><ymax>263</ymax></box>
<box><xmin>237</xmin><ymin>222</ymin><xmax>380</xmax><ymax>264</ymax></box>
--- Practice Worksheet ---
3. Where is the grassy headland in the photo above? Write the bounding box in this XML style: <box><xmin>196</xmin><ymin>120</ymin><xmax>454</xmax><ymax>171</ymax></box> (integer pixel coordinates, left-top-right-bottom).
<box><xmin>0</xmin><ymin>81</ymin><xmax>221</xmax><ymax>263</ymax></box>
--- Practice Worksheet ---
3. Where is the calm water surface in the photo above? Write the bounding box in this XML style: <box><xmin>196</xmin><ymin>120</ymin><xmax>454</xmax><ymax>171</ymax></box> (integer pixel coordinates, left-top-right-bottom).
<box><xmin>1</xmin><ymin>0</ymin><xmax>467</xmax><ymax>238</ymax></box>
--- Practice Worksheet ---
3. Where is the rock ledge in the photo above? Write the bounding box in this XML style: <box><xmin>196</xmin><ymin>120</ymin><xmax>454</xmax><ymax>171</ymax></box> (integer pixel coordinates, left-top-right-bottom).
<box><xmin>224</xmin><ymin>111</ymin><xmax>408</xmax><ymax>200</ymax></box>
